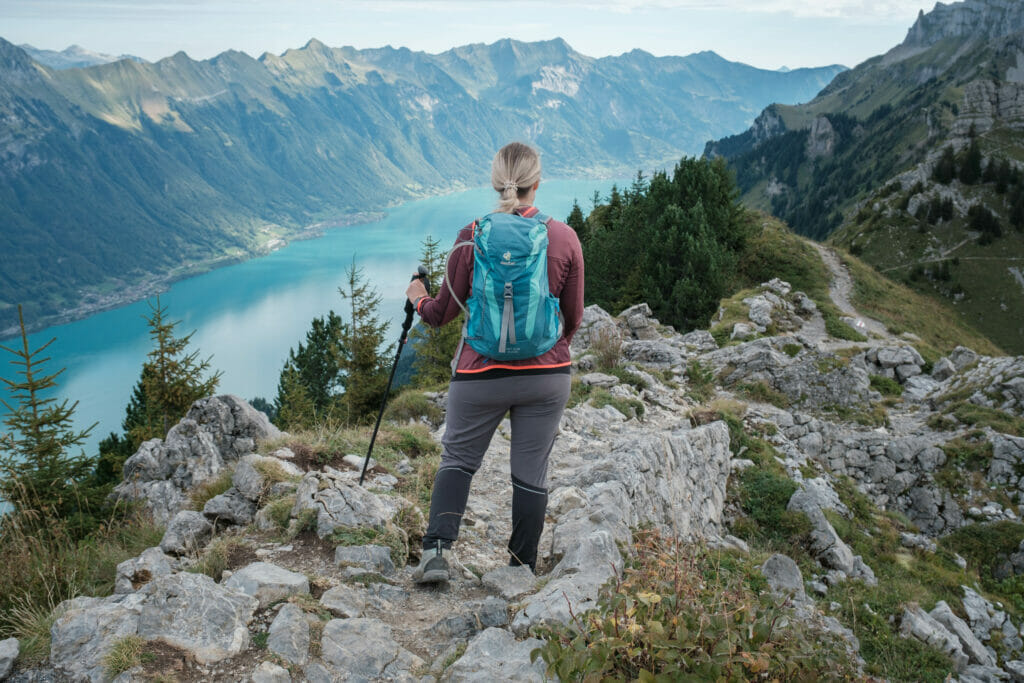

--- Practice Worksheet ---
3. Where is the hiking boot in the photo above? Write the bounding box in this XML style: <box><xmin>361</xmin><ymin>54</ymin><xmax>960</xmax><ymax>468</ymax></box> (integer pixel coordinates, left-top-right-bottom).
<box><xmin>412</xmin><ymin>542</ymin><xmax>450</xmax><ymax>584</ymax></box>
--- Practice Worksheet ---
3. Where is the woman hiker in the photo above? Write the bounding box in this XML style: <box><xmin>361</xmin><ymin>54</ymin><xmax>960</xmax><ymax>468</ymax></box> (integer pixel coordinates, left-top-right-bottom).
<box><xmin>404</xmin><ymin>141</ymin><xmax>585</xmax><ymax>583</ymax></box>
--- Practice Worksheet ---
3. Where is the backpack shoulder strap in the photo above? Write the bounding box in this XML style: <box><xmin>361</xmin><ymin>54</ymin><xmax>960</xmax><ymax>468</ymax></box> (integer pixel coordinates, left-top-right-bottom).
<box><xmin>532</xmin><ymin>212</ymin><xmax>552</xmax><ymax>226</ymax></box>
<box><xmin>443</xmin><ymin>219</ymin><xmax>479</xmax><ymax>315</ymax></box>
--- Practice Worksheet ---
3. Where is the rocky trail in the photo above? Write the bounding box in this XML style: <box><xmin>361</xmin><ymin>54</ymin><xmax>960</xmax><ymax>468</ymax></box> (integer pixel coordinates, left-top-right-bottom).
<box><xmin>811</xmin><ymin>242</ymin><xmax>890</xmax><ymax>340</ymax></box>
<box><xmin>6</xmin><ymin>264</ymin><xmax>1024</xmax><ymax>681</ymax></box>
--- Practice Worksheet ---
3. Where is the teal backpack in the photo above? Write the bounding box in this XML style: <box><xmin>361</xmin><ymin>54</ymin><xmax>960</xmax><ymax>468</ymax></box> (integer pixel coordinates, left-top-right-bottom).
<box><xmin>447</xmin><ymin>211</ymin><xmax>563</xmax><ymax>368</ymax></box>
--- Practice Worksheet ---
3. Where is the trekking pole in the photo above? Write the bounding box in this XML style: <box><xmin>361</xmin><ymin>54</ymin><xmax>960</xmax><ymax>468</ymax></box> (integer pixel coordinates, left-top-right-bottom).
<box><xmin>359</xmin><ymin>265</ymin><xmax>430</xmax><ymax>486</ymax></box>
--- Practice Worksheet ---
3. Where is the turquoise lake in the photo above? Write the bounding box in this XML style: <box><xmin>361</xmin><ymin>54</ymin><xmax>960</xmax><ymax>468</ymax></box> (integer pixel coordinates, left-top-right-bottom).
<box><xmin>4</xmin><ymin>179</ymin><xmax>620</xmax><ymax>455</ymax></box>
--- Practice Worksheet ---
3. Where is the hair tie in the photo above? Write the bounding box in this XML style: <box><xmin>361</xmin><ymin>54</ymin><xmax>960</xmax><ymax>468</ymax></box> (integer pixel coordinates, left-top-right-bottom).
<box><xmin>503</xmin><ymin>181</ymin><xmax>518</xmax><ymax>193</ymax></box>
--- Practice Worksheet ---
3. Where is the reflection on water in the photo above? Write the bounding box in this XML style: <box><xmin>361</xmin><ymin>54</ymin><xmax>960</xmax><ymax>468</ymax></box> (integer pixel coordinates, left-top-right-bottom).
<box><xmin>3</xmin><ymin>179</ymin><xmax>620</xmax><ymax>455</ymax></box>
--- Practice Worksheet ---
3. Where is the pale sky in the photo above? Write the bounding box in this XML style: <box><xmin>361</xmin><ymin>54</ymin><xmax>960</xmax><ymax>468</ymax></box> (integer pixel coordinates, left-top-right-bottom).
<box><xmin>0</xmin><ymin>0</ymin><xmax>935</xmax><ymax>70</ymax></box>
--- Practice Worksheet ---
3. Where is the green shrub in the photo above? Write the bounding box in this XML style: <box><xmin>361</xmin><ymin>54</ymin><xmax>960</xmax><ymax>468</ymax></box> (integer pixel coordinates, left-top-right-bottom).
<box><xmin>870</xmin><ymin>374</ymin><xmax>904</xmax><ymax>397</ymax></box>
<box><xmin>383</xmin><ymin>389</ymin><xmax>443</xmax><ymax>425</ymax></box>
<box><xmin>824</xmin><ymin>310</ymin><xmax>868</xmax><ymax>342</ymax></box>
<box><xmin>736</xmin><ymin>381</ymin><xmax>790</xmax><ymax>409</ymax></box>
<box><xmin>782</xmin><ymin>343</ymin><xmax>802</xmax><ymax>357</ymax></box>
<box><xmin>951</xmin><ymin>403</ymin><xmax>1024</xmax><ymax>437</ymax></box>
<box><xmin>737</xmin><ymin>469</ymin><xmax>810</xmax><ymax>546</ymax></box>
<box><xmin>533</xmin><ymin>530</ymin><xmax>860</xmax><ymax>681</ymax></box>
<box><xmin>941</xmin><ymin>521</ymin><xmax>1024</xmax><ymax>573</ymax></box>
<box><xmin>189</xmin><ymin>469</ymin><xmax>234</xmax><ymax>511</ymax></box>
<box><xmin>686</xmin><ymin>359</ymin><xmax>715</xmax><ymax>403</ymax></box>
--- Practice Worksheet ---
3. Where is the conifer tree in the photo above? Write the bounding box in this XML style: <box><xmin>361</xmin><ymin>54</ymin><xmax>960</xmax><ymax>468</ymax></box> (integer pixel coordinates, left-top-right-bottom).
<box><xmin>410</xmin><ymin>236</ymin><xmax>461</xmax><ymax>387</ymax></box>
<box><xmin>959</xmin><ymin>138</ymin><xmax>983</xmax><ymax>186</ymax></box>
<box><xmin>0</xmin><ymin>305</ymin><xmax>99</xmax><ymax>531</ymax></box>
<box><xmin>275</xmin><ymin>362</ymin><xmax>316</xmax><ymax>430</ymax></box>
<box><xmin>131</xmin><ymin>297</ymin><xmax>221</xmax><ymax>445</ymax></box>
<box><xmin>566</xmin><ymin>201</ymin><xmax>587</xmax><ymax>244</ymax></box>
<box><xmin>338</xmin><ymin>260</ymin><xmax>392</xmax><ymax>423</ymax></box>
<box><xmin>932</xmin><ymin>146</ymin><xmax>956</xmax><ymax>185</ymax></box>
<box><xmin>273</xmin><ymin>311</ymin><xmax>344</xmax><ymax>427</ymax></box>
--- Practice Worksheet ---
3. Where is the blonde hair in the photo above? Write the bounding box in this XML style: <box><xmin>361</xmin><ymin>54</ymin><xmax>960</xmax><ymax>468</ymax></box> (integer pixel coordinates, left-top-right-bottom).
<box><xmin>491</xmin><ymin>142</ymin><xmax>541</xmax><ymax>213</ymax></box>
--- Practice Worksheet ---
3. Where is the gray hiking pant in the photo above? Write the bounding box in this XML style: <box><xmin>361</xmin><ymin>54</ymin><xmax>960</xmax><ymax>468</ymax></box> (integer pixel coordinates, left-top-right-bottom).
<box><xmin>422</xmin><ymin>372</ymin><xmax>571</xmax><ymax>570</ymax></box>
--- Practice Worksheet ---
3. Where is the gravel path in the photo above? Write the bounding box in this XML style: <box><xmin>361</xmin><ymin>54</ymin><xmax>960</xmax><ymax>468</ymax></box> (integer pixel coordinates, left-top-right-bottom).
<box><xmin>811</xmin><ymin>242</ymin><xmax>890</xmax><ymax>339</ymax></box>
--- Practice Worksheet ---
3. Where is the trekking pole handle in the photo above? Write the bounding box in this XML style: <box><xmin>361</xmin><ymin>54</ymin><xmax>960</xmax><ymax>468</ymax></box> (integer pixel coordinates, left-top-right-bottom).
<box><xmin>402</xmin><ymin>266</ymin><xmax>430</xmax><ymax>338</ymax></box>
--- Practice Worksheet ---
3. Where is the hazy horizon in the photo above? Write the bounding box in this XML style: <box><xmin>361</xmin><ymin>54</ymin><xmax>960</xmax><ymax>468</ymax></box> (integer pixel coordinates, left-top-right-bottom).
<box><xmin>0</xmin><ymin>0</ymin><xmax>932</xmax><ymax>71</ymax></box>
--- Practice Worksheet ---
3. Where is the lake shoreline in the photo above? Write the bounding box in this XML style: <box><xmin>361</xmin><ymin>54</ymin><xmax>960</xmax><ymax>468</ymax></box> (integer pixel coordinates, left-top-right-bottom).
<box><xmin>1</xmin><ymin>169</ymin><xmax>634</xmax><ymax>342</ymax></box>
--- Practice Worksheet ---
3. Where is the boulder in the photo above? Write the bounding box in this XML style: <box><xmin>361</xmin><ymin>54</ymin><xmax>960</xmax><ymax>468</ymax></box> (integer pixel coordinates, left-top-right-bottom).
<box><xmin>137</xmin><ymin>573</ymin><xmax>258</xmax><ymax>664</ymax></box>
<box><xmin>223</xmin><ymin>562</ymin><xmax>310</xmax><ymax>608</ymax></box>
<box><xmin>745</xmin><ymin>296</ymin><xmax>774</xmax><ymax>327</ymax></box>
<box><xmin>731</xmin><ymin>322</ymin><xmax>757</xmax><ymax>340</ymax></box>
<box><xmin>761</xmin><ymin>554</ymin><xmax>806</xmax><ymax>602</ymax></box>
<box><xmin>159</xmin><ymin>511</ymin><xmax>213</xmax><ymax>556</ymax></box>
<box><xmin>291</xmin><ymin>473</ymin><xmax>404</xmax><ymax>538</ymax></box>
<box><xmin>203</xmin><ymin>488</ymin><xmax>258</xmax><ymax>526</ymax></box>
<box><xmin>320</xmin><ymin>619</ymin><xmax>423</xmax><ymax>680</ymax></box>
<box><xmin>334</xmin><ymin>544</ymin><xmax>395</xmax><ymax>577</ymax></box>
<box><xmin>481</xmin><ymin>565</ymin><xmax>537</xmax><ymax>601</ymax></box>
<box><xmin>441</xmin><ymin>628</ymin><xmax>548</xmax><ymax>682</ymax></box>
<box><xmin>949</xmin><ymin>346</ymin><xmax>980</xmax><ymax>371</ymax></box>
<box><xmin>930</xmin><ymin>600</ymin><xmax>995</xmax><ymax>667</ymax></box>
<box><xmin>114</xmin><ymin>547</ymin><xmax>174</xmax><ymax>594</ymax></box>
<box><xmin>251</xmin><ymin>661</ymin><xmax>291</xmax><ymax>683</ymax></box>
<box><xmin>0</xmin><ymin>637</ymin><xmax>17</xmax><ymax>680</ymax></box>
<box><xmin>433</xmin><ymin>597</ymin><xmax>509</xmax><ymax>639</ymax></box>
<box><xmin>49</xmin><ymin>594</ymin><xmax>145</xmax><ymax>683</ymax></box>
<box><xmin>579</xmin><ymin>372</ymin><xmax>619</xmax><ymax>388</ymax></box>
<box><xmin>112</xmin><ymin>395</ymin><xmax>281</xmax><ymax>523</ymax></box>
<box><xmin>319</xmin><ymin>584</ymin><xmax>367</xmax><ymax>618</ymax></box>
<box><xmin>932</xmin><ymin>357</ymin><xmax>957</xmax><ymax>381</ymax></box>
<box><xmin>268</xmin><ymin>603</ymin><xmax>310</xmax><ymax>667</ymax></box>
<box><xmin>900</xmin><ymin>604</ymin><xmax>968</xmax><ymax>671</ymax></box>
<box><xmin>233</xmin><ymin>454</ymin><xmax>302</xmax><ymax>502</ymax></box>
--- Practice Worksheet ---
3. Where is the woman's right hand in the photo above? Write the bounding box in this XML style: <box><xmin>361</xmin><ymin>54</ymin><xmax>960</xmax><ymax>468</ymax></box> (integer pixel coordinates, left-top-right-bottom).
<box><xmin>406</xmin><ymin>276</ymin><xmax>428</xmax><ymax>305</ymax></box>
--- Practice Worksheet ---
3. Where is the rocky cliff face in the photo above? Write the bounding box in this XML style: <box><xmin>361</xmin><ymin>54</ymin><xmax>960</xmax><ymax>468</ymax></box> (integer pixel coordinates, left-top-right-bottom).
<box><xmin>903</xmin><ymin>0</ymin><xmax>1024</xmax><ymax>48</ymax></box>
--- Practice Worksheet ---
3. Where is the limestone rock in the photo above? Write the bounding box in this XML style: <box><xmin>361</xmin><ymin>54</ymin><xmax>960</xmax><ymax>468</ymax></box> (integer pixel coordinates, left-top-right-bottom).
<box><xmin>291</xmin><ymin>473</ymin><xmax>404</xmax><ymax>538</ymax></box>
<box><xmin>159</xmin><ymin>510</ymin><xmax>213</xmax><ymax>556</ymax></box>
<box><xmin>745</xmin><ymin>295</ymin><xmax>774</xmax><ymax>327</ymax></box>
<box><xmin>481</xmin><ymin>565</ymin><xmax>537</xmax><ymax>600</ymax></box>
<box><xmin>931</xmin><ymin>601</ymin><xmax>996</xmax><ymax>667</ymax></box>
<box><xmin>251</xmin><ymin>661</ymin><xmax>291</xmax><ymax>683</ymax></box>
<box><xmin>49</xmin><ymin>594</ymin><xmax>144</xmax><ymax>683</ymax></box>
<box><xmin>932</xmin><ymin>357</ymin><xmax>957</xmax><ymax>381</ymax></box>
<box><xmin>579</xmin><ymin>372</ymin><xmax>619</xmax><ymax>388</ymax></box>
<box><xmin>620</xmin><ymin>339</ymin><xmax>683</xmax><ymax>366</ymax></box>
<box><xmin>137</xmin><ymin>573</ymin><xmax>258</xmax><ymax>664</ymax></box>
<box><xmin>320</xmin><ymin>619</ymin><xmax>423</xmax><ymax>680</ymax></box>
<box><xmin>114</xmin><ymin>547</ymin><xmax>174</xmax><ymax>594</ymax></box>
<box><xmin>223</xmin><ymin>562</ymin><xmax>310</xmax><ymax>608</ymax></box>
<box><xmin>112</xmin><ymin>395</ymin><xmax>281</xmax><ymax>523</ymax></box>
<box><xmin>203</xmin><ymin>488</ymin><xmax>258</xmax><ymax>526</ymax></box>
<box><xmin>761</xmin><ymin>554</ymin><xmax>806</xmax><ymax>602</ymax></box>
<box><xmin>334</xmin><ymin>544</ymin><xmax>395</xmax><ymax>577</ymax></box>
<box><xmin>900</xmin><ymin>604</ymin><xmax>968</xmax><ymax>671</ymax></box>
<box><xmin>268</xmin><ymin>603</ymin><xmax>310</xmax><ymax>667</ymax></box>
<box><xmin>731</xmin><ymin>322</ymin><xmax>757</xmax><ymax>340</ymax></box>
<box><xmin>319</xmin><ymin>584</ymin><xmax>367</xmax><ymax>618</ymax></box>
<box><xmin>0</xmin><ymin>638</ymin><xmax>17</xmax><ymax>680</ymax></box>
<box><xmin>433</xmin><ymin>597</ymin><xmax>508</xmax><ymax>639</ymax></box>
<box><xmin>441</xmin><ymin>628</ymin><xmax>547</xmax><ymax>682</ymax></box>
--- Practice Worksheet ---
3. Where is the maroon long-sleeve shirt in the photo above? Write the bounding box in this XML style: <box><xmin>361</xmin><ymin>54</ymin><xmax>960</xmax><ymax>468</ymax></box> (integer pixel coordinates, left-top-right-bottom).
<box><xmin>416</xmin><ymin>205</ymin><xmax>585</xmax><ymax>377</ymax></box>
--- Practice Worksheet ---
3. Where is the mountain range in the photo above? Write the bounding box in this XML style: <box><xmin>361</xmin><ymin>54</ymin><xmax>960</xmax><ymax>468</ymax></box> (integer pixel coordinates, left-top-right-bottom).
<box><xmin>0</xmin><ymin>37</ymin><xmax>843</xmax><ymax>337</ymax></box>
<box><xmin>18</xmin><ymin>44</ymin><xmax>145</xmax><ymax>69</ymax></box>
<box><xmin>705</xmin><ymin>0</ymin><xmax>1024</xmax><ymax>353</ymax></box>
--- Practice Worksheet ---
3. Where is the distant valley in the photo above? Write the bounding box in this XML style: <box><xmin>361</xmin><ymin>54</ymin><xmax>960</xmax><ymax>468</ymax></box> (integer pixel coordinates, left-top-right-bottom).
<box><xmin>0</xmin><ymin>36</ymin><xmax>842</xmax><ymax>337</ymax></box>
